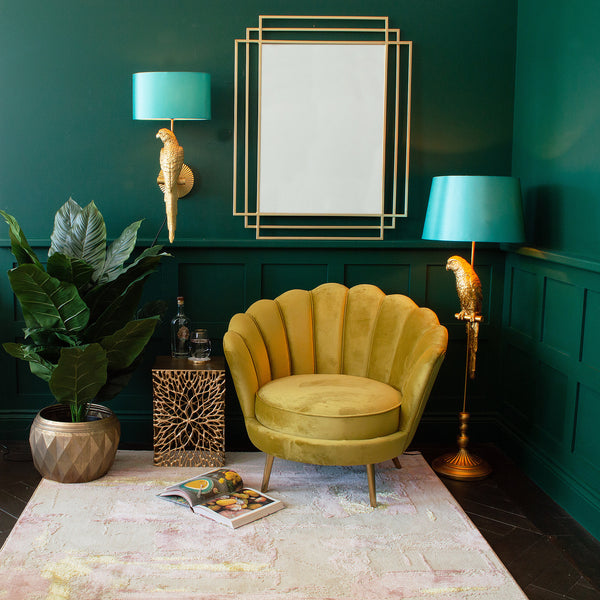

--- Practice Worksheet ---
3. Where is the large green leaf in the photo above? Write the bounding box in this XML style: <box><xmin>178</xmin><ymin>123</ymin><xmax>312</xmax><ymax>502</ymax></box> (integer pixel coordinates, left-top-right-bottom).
<box><xmin>49</xmin><ymin>199</ymin><xmax>107</xmax><ymax>272</ymax></box>
<box><xmin>72</xmin><ymin>201</ymin><xmax>106</xmax><ymax>272</ymax></box>
<box><xmin>123</xmin><ymin>245</ymin><xmax>169</xmax><ymax>275</ymax></box>
<box><xmin>8</xmin><ymin>264</ymin><xmax>90</xmax><ymax>333</ymax></box>
<box><xmin>94</xmin><ymin>220</ymin><xmax>142</xmax><ymax>284</ymax></box>
<box><xmin>100</xmin><ymin>318</ymin><xmax>158</xmax><ymax>370</ymax></box>
<box><xmin>23</xmin><ymin>327</ymin><xmax>79</xmax><ymax>347</ymax></box>
<box><xmin>48</xmin><ymin>198</ymin><xmax>82</xmax><ymax>258</ymax></box>
<box><xmin>30</xmin><ymin>360</ymin><xmax>55</xmax><ymax>383</ymax></box>
<box><xmin>0</xmin><ymin>210</ymin><xmax>43</xmax><ymax>269</ymax></box>
<box><xmin>84</xmin><ymin>278</ymin><xmax>147</xmax><ymax>340</ymax></box>
<box><xmin>3</xmin><ymin>342</ymin><xmax>55</xmax><ymax>382</ymax></box>
<box><xmin>84</xmin><ymin>247</ymin><xmax>166</xmax><ymax>339</ymax></box>
<box><xmin>48</xmin><ymin>344</ymin><xmax>108</xmax><ymax>415</ymax></box>
<box><xmin>47</xmin><ymin>253</ymin><xmax>94</xmax><ymax>292</ymax></box>
<box><xmin>95</xmin><ymin>359</ymin><xmax>139</xmax><ymax>403</ymax></box>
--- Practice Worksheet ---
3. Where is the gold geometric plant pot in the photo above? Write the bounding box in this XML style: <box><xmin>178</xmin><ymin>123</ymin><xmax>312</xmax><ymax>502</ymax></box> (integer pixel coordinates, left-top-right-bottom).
<box><xmin>29</xmin><ymin>404</ymin><xmax>120</xmax><ymax>483</ymax></box>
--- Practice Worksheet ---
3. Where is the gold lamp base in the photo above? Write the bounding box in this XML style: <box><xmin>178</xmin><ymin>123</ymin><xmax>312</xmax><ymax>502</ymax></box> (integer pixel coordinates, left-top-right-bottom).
<box><xmin>432</xmin><ymin>411</ymin><xmax>492</xmax><ymax>481</ymax></box>
<box><xmin>432</xmin><ymin>447</ymin><xmax>492</xmax><ymax>481</ymax></box>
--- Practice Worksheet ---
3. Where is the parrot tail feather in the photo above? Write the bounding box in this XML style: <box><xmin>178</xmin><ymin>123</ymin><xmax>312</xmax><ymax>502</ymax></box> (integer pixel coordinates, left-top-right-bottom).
<box><xmin>164</xmin><ymin>192</ymin><xmax>178</xmax><ymax>244</ymax></box>
<box><xmin>467</xmin><ymin>320</ymin><xmax>479</xmax><ymax>379</ymax></box>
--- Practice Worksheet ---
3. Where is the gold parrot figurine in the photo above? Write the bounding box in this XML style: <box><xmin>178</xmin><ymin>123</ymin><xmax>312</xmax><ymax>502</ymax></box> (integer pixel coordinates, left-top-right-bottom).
<box><xmin>446</xmin><ymin>255</ymin><xmax>483</xmax><ymax>379</ymax></box>
<box><xmin>156</xmin><ymin>128</ymin><xmax>184</xmax><ymax>244</ymax></box>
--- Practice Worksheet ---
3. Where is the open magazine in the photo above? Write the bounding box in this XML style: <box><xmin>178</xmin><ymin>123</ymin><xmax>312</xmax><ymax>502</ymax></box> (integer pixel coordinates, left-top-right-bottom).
<box><xmin>157</xmin><ymin>467</ymin><xmax>284</xmax><ymax>529</ymax></box>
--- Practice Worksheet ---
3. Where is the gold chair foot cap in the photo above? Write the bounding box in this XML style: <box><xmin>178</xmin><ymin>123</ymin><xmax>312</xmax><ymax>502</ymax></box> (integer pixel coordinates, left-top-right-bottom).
<box><xmin>432</xmin><ymin>449</ymin><xmax>492</xmax><ymax>481</ymax></box>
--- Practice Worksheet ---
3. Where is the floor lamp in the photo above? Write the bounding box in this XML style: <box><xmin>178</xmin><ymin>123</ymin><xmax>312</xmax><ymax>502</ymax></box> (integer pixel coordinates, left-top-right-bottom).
<box><xmin>422</xmin><ymin>175</ymin><xmax>525</xmax><ymax>480</ymax></box>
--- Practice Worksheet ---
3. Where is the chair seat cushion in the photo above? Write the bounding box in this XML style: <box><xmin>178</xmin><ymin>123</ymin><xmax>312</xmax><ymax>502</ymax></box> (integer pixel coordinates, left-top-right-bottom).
<box><xmin>255</xmin><ymin>374</ymin><xmax>402</xmax><ymax>441</ymax></box>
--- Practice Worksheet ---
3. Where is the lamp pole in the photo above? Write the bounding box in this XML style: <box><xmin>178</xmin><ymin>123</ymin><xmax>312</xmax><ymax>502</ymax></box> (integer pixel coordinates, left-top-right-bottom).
<box><xmin>431</xmin><ymin>244</ymin><xmax>491</xmax><ymax>481</ymax></box>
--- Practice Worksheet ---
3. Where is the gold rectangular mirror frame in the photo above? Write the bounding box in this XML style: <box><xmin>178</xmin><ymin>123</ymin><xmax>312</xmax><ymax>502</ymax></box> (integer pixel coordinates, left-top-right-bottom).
<box><xmin>233</xmin><ymin>15</ymin><xmax>412</xmax><ymax>240</ymax></box>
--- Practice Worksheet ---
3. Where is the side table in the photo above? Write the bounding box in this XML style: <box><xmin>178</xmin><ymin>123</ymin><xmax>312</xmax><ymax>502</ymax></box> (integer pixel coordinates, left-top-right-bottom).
<box><xmin>152</xmin><ymin>356</ymin><xmax>226</xmax><ymax>467</ymax></box>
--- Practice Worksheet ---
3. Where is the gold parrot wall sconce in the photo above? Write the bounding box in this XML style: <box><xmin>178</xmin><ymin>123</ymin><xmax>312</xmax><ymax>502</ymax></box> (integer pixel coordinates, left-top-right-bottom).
<box><xmin>133</xmin><ymin>72</ymin><xmax>211</xmax><ymax>243</ymax></box>
<box><xmin>156</xmin><ymin>127</ymin><xmax>188</xmax><ymax>243</ymax></box>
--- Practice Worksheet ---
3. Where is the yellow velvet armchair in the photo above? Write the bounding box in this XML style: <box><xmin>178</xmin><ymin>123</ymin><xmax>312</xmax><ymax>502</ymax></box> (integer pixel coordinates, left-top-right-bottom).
<box><xmin>223</xmin><ymin>283</ymin><xmax>448</xmax><ymax>506</ymax></box>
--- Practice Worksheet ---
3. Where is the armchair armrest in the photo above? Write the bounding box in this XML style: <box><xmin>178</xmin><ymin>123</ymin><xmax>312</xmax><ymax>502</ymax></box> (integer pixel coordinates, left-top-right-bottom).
<box><xmin>223</xmin><ymin>312</ymin><xmax>273</xmax><ymax>419</ymax></box>
<box><xmin>223</xmin><ymin>330</ymin><xmax>260</xmax><ymax>418</ymax></box>
<box><xmin>398</xmin><ymin>338</ymin><xmax>447</xmax><ymax>437</ymax></box>
<box><xmin>389</xmin><ymin>312</ymin><xmax>448</xmax><ymax>438</ymax></box>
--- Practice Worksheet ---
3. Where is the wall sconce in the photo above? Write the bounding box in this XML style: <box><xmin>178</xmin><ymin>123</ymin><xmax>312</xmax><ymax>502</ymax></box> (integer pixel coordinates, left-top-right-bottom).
<box><xmin>132</xmin><ymin>71</ymin><xmax>211</xmax><ymax>243</ymax></box>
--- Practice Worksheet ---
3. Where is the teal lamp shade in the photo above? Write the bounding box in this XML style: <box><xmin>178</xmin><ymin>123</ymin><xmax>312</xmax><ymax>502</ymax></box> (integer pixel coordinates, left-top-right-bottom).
<box><xmin>132</xmin><ymin>72</ymin><xmax>211</xmax><ymax>120</ymax></box>
<box><xmin>422</xmin><ymin>176</ymin><xmax>525</xmax><ymax>243</ymax></box>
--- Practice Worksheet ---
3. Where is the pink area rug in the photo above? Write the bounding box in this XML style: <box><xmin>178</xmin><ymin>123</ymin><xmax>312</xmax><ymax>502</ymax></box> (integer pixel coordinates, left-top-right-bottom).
<box><xmin>0</xmin><ymin>451</ymin><xmax>526</xmax><ymax>599</ymax></box>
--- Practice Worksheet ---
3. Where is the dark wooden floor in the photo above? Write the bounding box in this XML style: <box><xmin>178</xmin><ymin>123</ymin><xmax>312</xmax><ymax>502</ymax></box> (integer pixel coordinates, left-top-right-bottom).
<box><xmin>419</xmin><ymin>444</ymin><xmax>600</xmax><ymax>600</ymax></box>
<box><xmin>1</xmin><ymin>441</ymin><xmax>599</xmax><ymax>599</ymax></box>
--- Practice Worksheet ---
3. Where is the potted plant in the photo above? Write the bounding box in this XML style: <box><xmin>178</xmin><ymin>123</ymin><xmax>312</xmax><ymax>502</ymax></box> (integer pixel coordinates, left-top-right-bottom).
<box><xmin>0</xmin><ymin>198</ymin><xmax>168</xmax><ymax>483</ymax></box>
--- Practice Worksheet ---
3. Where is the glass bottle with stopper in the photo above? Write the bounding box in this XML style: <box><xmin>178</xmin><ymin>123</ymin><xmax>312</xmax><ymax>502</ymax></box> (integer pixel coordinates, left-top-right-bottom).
<box><xmin>170</xmin><ymin>296</ymin><xmax>191</xmax><ymax>358</ymax></box>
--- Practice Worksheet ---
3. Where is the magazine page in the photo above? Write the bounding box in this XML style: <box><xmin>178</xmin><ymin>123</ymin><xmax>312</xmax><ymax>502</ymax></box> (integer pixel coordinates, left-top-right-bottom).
<box><xmin>193</xmin><ymin>487</ymin><xmax>284</xmax><ymax>528</ymax></box>
<box><xmin>158</xmin><ymin>468</ymin><xmax>244</xmax><ymax>508</ymax></box>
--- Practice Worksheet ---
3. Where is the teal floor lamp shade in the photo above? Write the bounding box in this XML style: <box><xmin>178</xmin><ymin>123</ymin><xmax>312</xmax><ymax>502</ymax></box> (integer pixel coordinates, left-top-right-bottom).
<box><xmin>423</xmin><ymin>175</ymin><xmax>525</xmax><ymax>257</ymax></box>
<box><xmin>133</xmin><ymin>72</ymin><xmax>211</xmax><ymax>243</ymax></box>
<box><xmin>423</xmin><ymin>175</ymin><xmax>525</xmax><ymax>480</ymax></box>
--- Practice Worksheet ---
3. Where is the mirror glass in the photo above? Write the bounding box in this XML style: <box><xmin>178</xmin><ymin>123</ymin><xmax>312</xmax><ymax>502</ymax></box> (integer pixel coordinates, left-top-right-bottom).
<box><xmin>259</xmin><ymin>43</ymin><xmax>387</xmax><ymax>216</ymax></box>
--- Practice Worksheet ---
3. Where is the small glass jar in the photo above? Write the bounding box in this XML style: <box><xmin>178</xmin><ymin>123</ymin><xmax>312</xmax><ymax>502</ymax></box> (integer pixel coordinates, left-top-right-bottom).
<box><xmin>189</xmin><ymin>329</ymin><xmax>211</xmax><ymax>362</ymax></box>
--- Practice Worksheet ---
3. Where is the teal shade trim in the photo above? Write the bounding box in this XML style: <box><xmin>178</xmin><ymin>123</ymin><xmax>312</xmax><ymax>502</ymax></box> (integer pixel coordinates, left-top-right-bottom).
<box><xmin>422</xmin><ymin>175</ymin><xmax>526</xmax><ymax>243</ymax></box>
<box><xmin>132</xmin><ymin>72</ymin><xmax>211</xmax><ymax>120</ymax></box>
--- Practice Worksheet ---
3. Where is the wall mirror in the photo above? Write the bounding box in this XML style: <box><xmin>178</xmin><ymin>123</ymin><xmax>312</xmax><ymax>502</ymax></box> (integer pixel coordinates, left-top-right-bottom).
<box><xmin>233</xmin><ymin>16</ymin><xmax>412</xmax><ymax>240</ymax></box>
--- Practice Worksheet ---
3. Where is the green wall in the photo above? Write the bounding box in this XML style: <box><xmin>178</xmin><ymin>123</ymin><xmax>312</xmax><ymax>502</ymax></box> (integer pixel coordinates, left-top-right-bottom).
<box><xmin>0</xmin><ymin>1</ymin><xmax>517</xmax><ymax>243</ymax></box>
<box><xmin>0</xmin><ymin>0</ymin><xmax>518</xmax><ymax>442</ymax></box>
<box><xmin>507</xmin><ymin>0</ymin><xmax>600</xmax><ymax>539</ymax></box>
<box><xmin>512</xmin><ymin>0</ymin><xmax>600</xmax><ymax>260</ymax></box>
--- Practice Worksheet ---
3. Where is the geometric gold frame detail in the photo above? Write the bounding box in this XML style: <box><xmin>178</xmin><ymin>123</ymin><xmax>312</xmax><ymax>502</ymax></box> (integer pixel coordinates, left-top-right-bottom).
<box><xmin>233</xmin><ymin>16</ymin><xmax>412</xmax><ymax>240</ymax></box>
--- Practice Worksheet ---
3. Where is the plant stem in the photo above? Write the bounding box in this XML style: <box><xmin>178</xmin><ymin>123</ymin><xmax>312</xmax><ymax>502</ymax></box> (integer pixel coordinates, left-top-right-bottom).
<box><xmin>70</xmin><ymin>403</ymin><xmax>88</xmax><ymax>422</ymax></box>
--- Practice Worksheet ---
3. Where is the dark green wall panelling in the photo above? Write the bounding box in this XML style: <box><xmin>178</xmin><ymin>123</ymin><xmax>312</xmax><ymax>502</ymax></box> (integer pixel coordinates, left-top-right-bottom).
<box><xmin>344</xmin><ymin>264</ymin><xmax>411</xmax><ymax>296</ymax></box>
<box><xmin>542</xmin><ymin>278</ymin><xmax>582</xmax><ymax>357</ymax></box>
<box><xmin>582</xmin><ymin>290</ymin><xmax>600</xmax><ymax>370</ymax></box>
<box><xmin>506</xmin><ymin>0</ymin><xmax>600</xmax><ymax>540</ymax></box>
<box><xmin>507</xmin><ymin>267</ymin><xmax>540</xmax><ymax>339</ymax></box>
<box><xmin>501</xmin><ymin>251</ymin><xmax>600</xmax><ymax>540</ymax></box>
<box><xmin>0</xmin><ymin>246</ymin><xmax>508</xmax><ymax>452</ymax></box>
<box><xmin>575</xmin><ymin>385</ymin><xmax>600</xmax><ymax>464</ymax></box>
<box><xmin>261</xmin><ymin>264</ymin><xmax>329</xmax><ymax>300</ymax></box>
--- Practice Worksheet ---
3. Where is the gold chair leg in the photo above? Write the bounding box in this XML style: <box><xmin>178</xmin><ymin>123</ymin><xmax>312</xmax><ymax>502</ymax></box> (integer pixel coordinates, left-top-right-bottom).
<box><xmin>392</xmin><ymin>457</ymin><xmax>402</xmax><ymax>469</ymax></box>
<box><xmin>261</xmin><ymin>454</ymin><xmax>274</xmax><ymax>493</ymax></box>
<box><xmin>366</xmin><ymin>464</ymin><xmax>377</xmax><ymax>507</ymax></box>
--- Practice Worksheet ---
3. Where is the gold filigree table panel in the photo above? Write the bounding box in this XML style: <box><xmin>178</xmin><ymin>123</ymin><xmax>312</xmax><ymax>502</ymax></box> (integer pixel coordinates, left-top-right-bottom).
<box><xmin>152</xmin><ymin>356</ymin><xmax>226</xmax><ymax>467</ymax></box>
